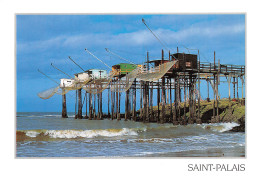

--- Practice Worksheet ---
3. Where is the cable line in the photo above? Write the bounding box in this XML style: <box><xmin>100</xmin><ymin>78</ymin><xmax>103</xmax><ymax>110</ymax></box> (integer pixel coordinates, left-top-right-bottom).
<box><xmin>85</xmin><ymin>48</ymin><xmax>112</xmax><ymax>70</ymax></box>
<box><xmin>68</xmin><ymin>56</ymin><xmax>85</xmax><ymax>72</ymax></box>
<box><xmin>105</xmin><ymin>48</ymin><xmax>135</xmax><ymax>64</ymax></box>
<box><xmin>51</xmin><ymin>63</ymin><xmax>74</xmax><ymax>79</ymax></box>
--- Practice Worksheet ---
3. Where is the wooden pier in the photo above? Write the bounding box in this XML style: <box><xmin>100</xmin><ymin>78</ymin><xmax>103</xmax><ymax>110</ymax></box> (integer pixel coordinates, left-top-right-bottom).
<box><xmin>60</xmin><ymin>49</ymin><xmax>245</xmax><ymax>124</ymax></box>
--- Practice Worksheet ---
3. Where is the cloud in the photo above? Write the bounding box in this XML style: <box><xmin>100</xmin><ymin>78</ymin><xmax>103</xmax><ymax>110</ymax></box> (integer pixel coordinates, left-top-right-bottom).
<box><xmin>17</xmin><ymin>22</ymin><xmax>244</xmax><ymax>53</ymax></box>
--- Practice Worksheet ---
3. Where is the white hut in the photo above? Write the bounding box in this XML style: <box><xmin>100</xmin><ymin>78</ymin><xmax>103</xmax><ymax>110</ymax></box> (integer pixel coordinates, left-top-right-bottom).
<box><xmin>74</xmin><ymin>72</ymin><xmax>90</xmax><ymax>83</ymax></box>
<box><xmin>60</xmin><ymin>78</ymin><xmax>75</xmax><ymax>88</ymax></box>
<box><xmin>86</xmin><ymin>69</ymin><xmax>107</xmax><ymax>79</ymax></box>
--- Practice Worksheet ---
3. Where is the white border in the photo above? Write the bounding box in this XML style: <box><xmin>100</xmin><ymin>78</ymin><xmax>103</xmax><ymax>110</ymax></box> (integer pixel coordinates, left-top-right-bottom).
<box><xmin>1</xmin><ymin>0</ymin><xmax>259</xmax><ymax>182</ymax></box>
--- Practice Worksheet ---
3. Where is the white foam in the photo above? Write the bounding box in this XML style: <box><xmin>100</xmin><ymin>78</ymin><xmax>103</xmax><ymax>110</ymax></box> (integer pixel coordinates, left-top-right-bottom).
<box><xmin>44</xmin><ymin>128</ymin><xmax>138</xmax><ymax>139</ymax></box>
<box><xmin>202</xmin><ymin>122</ymin><xmax>240</xmax><ymax>132</ymax></box>
<box><xmin>44</xmin><ymin>115</ymin><xmax>60</xmax><ymax>117</ymax></box>
<box><xmin>220</xmin><ymin>122</ymin><xmax>240</xmax><ymax>132</ymax></box>
<box><xmin>25</xmin><ymin>131</ymin><xmax>40</xmax><ymax>137</ymax></box>
<box><xmin>127</xmin><ymin>138</ymin><xmax>174</xmax><ymax>143</ymax></box>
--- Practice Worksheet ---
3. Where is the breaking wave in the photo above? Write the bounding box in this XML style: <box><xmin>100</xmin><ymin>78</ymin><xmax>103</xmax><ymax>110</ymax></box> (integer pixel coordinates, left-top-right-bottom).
<box><xmin>16</xmin><ymin>128</ymin><xmax>143</xmax><ymax>141</ymax></box>
<box><xmin>16</xmin><ymin>122</ymin><xmax>240</xmax><ymax>142</ymax></box>
<box><xmin>201</xmin><ymin>122</ymin><xmax>240</xmax><ymax>132</ymax></box>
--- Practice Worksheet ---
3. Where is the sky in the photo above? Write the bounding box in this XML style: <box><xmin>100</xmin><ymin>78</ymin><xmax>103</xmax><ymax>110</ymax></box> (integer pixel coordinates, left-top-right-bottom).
<box><xmin>16</xmin><ymin>14</ymin><xmax>245</xmax><ymax>112</ymax></box>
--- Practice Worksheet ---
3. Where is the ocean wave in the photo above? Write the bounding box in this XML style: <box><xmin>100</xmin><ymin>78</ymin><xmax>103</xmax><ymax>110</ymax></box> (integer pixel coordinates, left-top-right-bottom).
<box><xmin>17</xmin><ymin>128</ymin><xmax>142</xmax><ymax>141</ymax></box>
<box><xmin>201</xmin><ymin>122</ymin><xmax>240</xmax><ymax>132</ymax></box>
<box><xmin>16</xmin><ymin>114</ymin><xmax>60</xmax><ymax>118</ymax></box>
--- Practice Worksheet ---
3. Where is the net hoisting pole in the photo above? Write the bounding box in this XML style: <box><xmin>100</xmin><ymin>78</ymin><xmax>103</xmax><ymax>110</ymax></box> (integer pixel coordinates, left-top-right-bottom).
<box><xmin>37</xmin><ymin>69</ymin><xmax>59</xmax><ymax>85</ymax></box>
<box><xmin>68</xmin><ymin>56</ymin><xmax>85</xmax><ymax>72</ymax></box>
<box><xmin>105</xmin><ymin>48</ymin><xmax>135</xmax><ymax>64</ymax></box>
<box><xmin>142</xmin><ymin>18</ymin><xmax>169</xmax><ymax>51</ymax></box>
<box><xmin>51</xmin><ymin>63</ymin><xmax>74</xmax><ymax>79</ymax></box>
<box><xmin>85</xmin><ymin>48</ymin><xmax>112</xmax><ymax>70</ymax></box>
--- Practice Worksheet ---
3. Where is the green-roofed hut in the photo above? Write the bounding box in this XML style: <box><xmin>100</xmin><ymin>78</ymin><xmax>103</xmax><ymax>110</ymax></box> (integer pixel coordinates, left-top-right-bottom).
<box><xmin>111</xmin><ymin>63</ymin><xmax>138</xmax><ymax>76</ymax></box>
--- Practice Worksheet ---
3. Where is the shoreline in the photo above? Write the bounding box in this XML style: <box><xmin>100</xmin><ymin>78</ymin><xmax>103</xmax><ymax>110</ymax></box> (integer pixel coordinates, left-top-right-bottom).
<box><xmin>135</xmin><ymin>146</ymin><xmax>245</xmax><ymax>157</ymax></box>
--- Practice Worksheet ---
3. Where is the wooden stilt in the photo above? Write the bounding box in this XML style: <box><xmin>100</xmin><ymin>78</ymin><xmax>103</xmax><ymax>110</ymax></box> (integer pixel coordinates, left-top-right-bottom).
<box><xmin>189</xmin><ymin>74</ymin><xmax>193</xmax><ymax>124</ymax></box>
<box><xmin>89</xmin><ymin>93</ymin><xmax>93</xmax><ymax>120</ymax></box>
<box><xmin>108</xmin><ymin>87</ymin><xmax>110</xmax><ymax>118</ymax></box>
<box><xmin>233</xmin><ymin>77</ymin><xmax>236</xmax><ymax>99</ymax></box>
<box><xmin>150</xmin><ymin>81</ymin><xmax>154</xmax><ymax>121</ymax></box>
<box><xmin>118</xmin><ymin>92</ymin><xmax>121</xmax><ymax>120</ymax></box>
<box><xmin>93</xmin><ymin>94</ymin><xmax>96</xmax><ymax>120</ymax></box>
<box><xmin>161</xmin><ymin>49</ymin><xmax>166</xmax><ymax>123</ymax></box>
<box><xmin>85</xmin><ymin>92</ymin><xmax>88</xmax><ymax>119</ymax></box>
<box><xmin>116</xmin><ymin>90</ymin><xmax>119</xmax><ymax>120</ymax></box>
<box><xmin>146</xmin><ymin>81</ymin><xmax>149</xmax><ymax>122</ymax></box>
<box><xmin>174</xmin><ymin>76</ymin><xmax>177</xmax><ymax>122</ymax></box>
<box><xmin>75</xmin><ymin>90</ymin><xmax>78</xmax><ymax>119</ymax></box>
<box><xmin>77</xmin><ymin>89</ymin><xmax>83</xmax><ymax>119</ymax></box>
<box><xmin>178</xmin><ymin>74</ymin><xmax>181</xmax><ymax>122</ymax></box>
<box><xmin>111</xmin><ymin>86</ymin><xmax>114</xmax><ymax>120</ymax></box>
<box><xmin>97</xmin><ymin>92</ymin><xmax>100</xmax><ymax>120</ymax></box>
<box><xmin>236</xmin><ymin>76</ymin><xmax>239</xmax><ymax>100</ymax></box>
<box><xmin>228</xmin><ymin>74</ymin><xmax>232</xmax><ymax>122</ymax></box>
<box><xmin>169</xmin><ymin>78</ymin><xmax>173</xmax><ymax>123</ymax></box>
<box><xmin>197</xmin><ymin>60</ymin><xmax>201</xmax><ymax>123</ymax></box>
<box><xmin>140</xmin><ymin>81</ymin><xmax>143</xmax><ymax>120</ymax></box>
<box><xmin>183</xmin><ymin>74</ymin><xmax>187</xmax><ymax>125</ymax></box>
<box><xmin>125</xmin><ymin>89</ymin><xmax>129</xmax><ymax>121</ymax></box>
<box><xmin>132</xmin><ymin>79</ymin><xmax>137</xmax><ymax>121</ymax></box>
<box><xmin>100</xmin><ymin>91</ymin><xmax>103</xmax><ymax>119</ymax></box>
<box><xmin>143</xmin><ymin>81</ymin><xmax>147</xmax><ymax>122</ymax></box>
<box><xmin>161</xmin><ymin>76</ymin><xmax>166</xmax><ymax>123</ymax></box>
<box><xmin>62</xmin><ymin>89</ymin><xmax>68</xmax><ymax>118</ymax></box>
<box><xmin>213</xmin><ymin>75</ymin><xmax>216</xmax><ymax>122</ymax></box>
<box><xmin>207</xmin><ymin>78</ymin><xmax>210</xmax><ymax>102</ymax></box>
<box><xmin>157</xmin><ymin>81</ymin><xmax>160</xmax><ymax>122</ymax></box>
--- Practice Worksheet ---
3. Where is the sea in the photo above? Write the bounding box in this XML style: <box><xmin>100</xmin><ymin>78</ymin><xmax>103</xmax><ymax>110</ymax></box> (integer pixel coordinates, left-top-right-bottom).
<box><xmin>16</xmin><ymin>112</ymin><xmax>245</xmax><ymax>157</ymax></box>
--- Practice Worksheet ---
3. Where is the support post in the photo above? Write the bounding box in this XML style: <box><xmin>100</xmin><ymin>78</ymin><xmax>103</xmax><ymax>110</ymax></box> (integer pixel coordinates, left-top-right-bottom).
<box><xmin>85</xmin><ymin>92</ymin><xmax>88</xmax><ymax>119</ymax></box>
<box><xmin>100</xmin><ymin>91</ymin><xmax>103</xmax><ymax>119</ymax></box>
<box><xmin>77</xmin><ymin>89</ymin><xmax>83</xmax><ymax>119</ymax></box>
<box><xmin>125</xmin><ymin>89</ymin><xmax>129</xmax><ymax>121</ymax></box>
<box><xmin>140</xmin><ymin>81</ymin><xmax>143</xmax><ymax>120</ymax></box>
<box><xmin>89</xmin><ymin>93</ymin><xmax>93</xmax><ymax>120</ymax></box>
<box><xmin>241</xmin><ymin>76</ymin><xmax>245</xmax><ymax>105</ymax></box>
<box><xmin>75</xmin><ymin>90</ymin><xmax>78</xmax><ymax>119</ymax></box>
<box><xmin>93</xmin><ymin>94</ymin><xmax>96</xmax><ymax>120</ymax></box>
<box><xmin>150</xmin><ymin>81</ymin><xmax>154</xmax><ymax>121</ymax></box>
<box><xmin>146</xmin><ymin>81</ymin><xmax>150</xmax><ymax>122</ymax></box>
<box><xmin>183</xmin><ymin>74</ymin><xmax>187</xmax><ymax>125</ymax></box>
<box><xmin>157</xmin><ymin>81</ymin><xmax>160</xmax><ymax>122</ymax></box>
<box><xmin>213</xmin><ymin>75</ymin><xmax>216</xmax><ymax>122</ymax></box>
<box><xmin>174</xmin><ymin>76</ymin><xmax>178</xmax><ymax>123</ymax></box>
<box><xmin>236</xmin><ymin>76</ymin><xmax>239</xmax><ymax>101</ymax></box>
<box><xmin>228</xmin><ymin>74</ymin><xmax>232</xmax><ymax>122</ymax></box>
<box><xmin>161</xmin><ymin>49</ymin><xmax>165</xmax><ymax>123</ymax></box>
<box><xmin>207</xmin><ymin>78</ymin><xmax>210</xmax><ymax>102</ymax></box>
<box><xmin>188</xmin><ymin>74</ymin><xmax>193</xmax><ymax>124</ymax></box>
<box><xmin>169</xmin><ymin>78</ymin><xmax>173</xmax><ymax>123</ymax></box>
<box><xmin>111</xmin><ymin>86</ymin><xmax>114</xmax><ymax>120</ymax></box>
<box><xmin>97</xmin><ymin>92</ymin><xmax>100</xmax><ymax>120</ymax></box>
<box><xmin>197</xmin><ymin>58</ymin><xmax>201</xmax><ymax>123</ymax></box>
<box><xmin>233</xmin><ymin>77</ymin><xmax>236</xmax><ymax>99</ymax></box>
<box><xmin>62</xmin><ymin>89</ymin><xmax>68</xmax><ymax>118</ymax></box>
<box><xmin>143</xmin><ymin>81</ymin><xmax>147</xmax><ymax>123</ymax></box>
<box><xmin>216</xmin><ymin>60</ymin><xmax>220</xmax><ymax>123</ymax></box>
<box><xmin>133</xmin><ymin>79</ymin><xmax>137</xmax><ymax>121</ymax></box>
<box><xmin>108</xmin><ymin>88</ymin><xmax>110</xmax><ymax>118</ymax></box>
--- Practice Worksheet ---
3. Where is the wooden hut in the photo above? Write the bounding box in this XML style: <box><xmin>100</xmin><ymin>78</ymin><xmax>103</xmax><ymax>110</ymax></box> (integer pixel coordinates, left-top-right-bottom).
<box><xmin>111</xmin><ymin>63</ymin><xmax>138</xmax><ymax>77</ymax></box>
